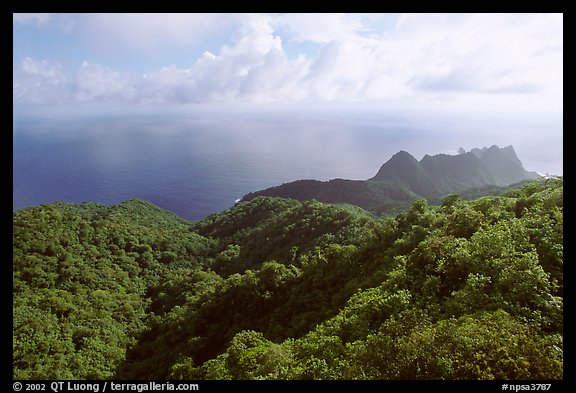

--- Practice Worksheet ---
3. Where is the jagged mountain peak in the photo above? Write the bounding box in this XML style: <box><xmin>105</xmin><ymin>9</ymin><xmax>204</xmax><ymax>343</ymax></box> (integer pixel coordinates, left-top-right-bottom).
<box><xmin>392</xmin><ymin>150</ymin><xmax>417</xmax><ymax>159</ymax></box>
<box><xmin>242</xmin><ymin>145</ymin><xmax>539</xmax><ymax>215</ymax></box>
<box><xmin>370</xmin><ymin>150</ymin><xmax>419</xmax><ymax>180</ymax></box>
<box><xmin>468</xmin><ymin>144</ymin><xmax>536</xmax><ymax>185</ymax></box>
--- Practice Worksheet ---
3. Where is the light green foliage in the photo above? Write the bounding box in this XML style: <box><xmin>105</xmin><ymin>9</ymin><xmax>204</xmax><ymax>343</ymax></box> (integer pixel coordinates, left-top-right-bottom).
<box><xmin>13</xmin><ymin>200</ymin><xmax>215</xmax><ymax>379</ymax></box>
<box><xmin>13</xmin><ymin>178</ymin><xmax>562</xmax><ymax>379</ymax></box>
<box><xmin>349</xmin><ymin>310</ymin><xmax>562</xmax><ymax>379</ymax></box>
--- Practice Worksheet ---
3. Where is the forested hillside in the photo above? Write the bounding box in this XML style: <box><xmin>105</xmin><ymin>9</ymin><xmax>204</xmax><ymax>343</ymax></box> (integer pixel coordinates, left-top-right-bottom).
<box><xmin>13</xmin><ymin>177</ymin><xmax>563</xmax><ymax>380</ymax></box>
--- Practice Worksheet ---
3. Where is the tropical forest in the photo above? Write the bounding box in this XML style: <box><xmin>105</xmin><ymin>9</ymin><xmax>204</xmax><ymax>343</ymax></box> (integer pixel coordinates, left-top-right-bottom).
<box><xmin>13</xmin><ymin>175</ymin><xmax>563</xmax><ymax>380</ymax></box>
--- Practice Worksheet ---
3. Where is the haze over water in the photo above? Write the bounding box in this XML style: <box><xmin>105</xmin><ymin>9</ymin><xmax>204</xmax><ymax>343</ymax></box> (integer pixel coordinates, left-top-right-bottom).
<box><xmin>13</xmin><ymin>104</ymin><xmax>562</xmax><ymax>221</ymax></box>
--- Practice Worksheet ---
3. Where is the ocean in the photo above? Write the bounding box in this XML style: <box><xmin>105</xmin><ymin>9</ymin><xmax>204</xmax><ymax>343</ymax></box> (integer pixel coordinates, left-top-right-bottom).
<box><xmin>12</xmin><ymin>106</ymin><xmax>562</xmax><ymax>221</ymax></box>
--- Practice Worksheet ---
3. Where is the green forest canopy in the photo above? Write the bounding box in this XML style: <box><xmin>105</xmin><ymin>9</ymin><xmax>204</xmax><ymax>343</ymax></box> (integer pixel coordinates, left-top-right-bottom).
<box><xmin>13</xmin><ymin>177</ymin><xmax>563</xmax><ymax>380</ymax></box>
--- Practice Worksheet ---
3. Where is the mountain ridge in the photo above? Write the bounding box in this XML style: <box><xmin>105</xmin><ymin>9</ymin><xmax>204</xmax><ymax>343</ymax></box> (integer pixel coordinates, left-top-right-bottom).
<box><xmin>242</xmin><ymin>145</ymin><xmax>540</xmax><ymax>214</ymax></box>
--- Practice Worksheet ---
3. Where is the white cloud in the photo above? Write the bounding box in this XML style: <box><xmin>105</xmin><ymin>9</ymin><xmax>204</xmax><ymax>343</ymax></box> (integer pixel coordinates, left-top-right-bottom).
<box><xmin>13</xmin><ymin>13</ymin><xmax>563</xmax><ymax>115</ymax></box>
<box><xmin>273</xmin><ymin>13</ymin><xmax>363</xmax><ymax>43</ymax></box>
<box><xmin>13</xmin><ymin>57</ymin><xmax>70</xmax><ymax>104</ymax></box>
<box><xmin>13</xmin><ymin>13</ymin><xmax>52</xmax><ymax>26</ymax></box>
<box><xmin>390</xmin><ymin>13</ymin><xmax>563</xmax><ymax>96</ymax></box>
<box><xmin>184</xmin><ymin>14</ymin><xmax>311</xmax><ymax>103</ymax></box>
<box><xmin>83</xmin><ymin>13</ymin><xmax>238</xmax><ymax>54</ymax></box>
<box><xmin>75</xmin><ymin>62</ymin><xmax>137</xmax><ymax>102</ymax></box>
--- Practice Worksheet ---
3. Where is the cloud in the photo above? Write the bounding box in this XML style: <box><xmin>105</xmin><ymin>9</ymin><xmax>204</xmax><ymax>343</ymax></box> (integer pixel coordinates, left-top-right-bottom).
<box><xmin>75</xmin><ymin>62</ymin><xmax>138</xmax><ymax>102</ymax></box>
<box><xmin>13</xmin><ymin>13</ymin><xmax>563</xmax><ymax>114</ymax></box>
<box><xmin>411</xmin><ymin>66</ymin><xmax>542</xmax><ymax>95</ymax></box>
<box><xmin>13</xmin><ymin>58</ymin><xmax>138</xmax><ymax>104</ymax></box>
<box><xmin>13</xmin><ymin>57</ymin><xmax>69</xmax><ymax>104</ymax></box>
<box><xmin>185</xmin><ymin>14</ymin><xmax>310</xmax><ymax>103</ymax></box>
<box><xmin>273</xmin><ymin>13</ymin><xmax>363</xmax><ymax>43</ymax></box>
<box><xmin>82</xmin><ymin>13</ymin><xmax>238</xmax><ymax>55</ymax></box>
<box><xmin>13</xmin><ymin>13</ymin><xmax>52</xmax><ymax>26</ymax></box>
<box><xmin>14</xmin><ymin>14</ymin><xmax>312</xmax><ymax>105</ymax></box>
<box><xmin>391</xmin><ymin>14</ymin><xmax>562</xmax><ymax>96</ymax></box>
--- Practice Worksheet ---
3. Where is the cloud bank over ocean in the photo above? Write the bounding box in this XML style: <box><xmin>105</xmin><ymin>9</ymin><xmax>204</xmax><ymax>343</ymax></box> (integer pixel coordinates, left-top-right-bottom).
<box><xmin>13</xmin><ymin>13</ymin><xmax>562</xmax><ymax>113</ymax></box>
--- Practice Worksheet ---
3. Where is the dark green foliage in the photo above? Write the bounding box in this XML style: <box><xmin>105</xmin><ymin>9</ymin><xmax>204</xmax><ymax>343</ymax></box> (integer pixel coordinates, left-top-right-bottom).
<box><xmin>241</xmin><ymin>179</ymin><xmax>415</xmax><ymax>216</ymax></box>
<box><xmin>13</xmin><ymin>178</ymin><xmax>562</xmax><ymax>380</ymax></box>
<box><xmin>192</xmin><ymin>197</ymin><xmax>375</xmax><ymax>276</ymax></box>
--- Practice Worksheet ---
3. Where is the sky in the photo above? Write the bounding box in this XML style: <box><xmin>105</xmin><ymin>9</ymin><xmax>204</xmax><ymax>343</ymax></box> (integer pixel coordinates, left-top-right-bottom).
<box><xmin>13</xmin><ymin>13</ymin><xmax>563</xmax><ymax>174</ymax></box>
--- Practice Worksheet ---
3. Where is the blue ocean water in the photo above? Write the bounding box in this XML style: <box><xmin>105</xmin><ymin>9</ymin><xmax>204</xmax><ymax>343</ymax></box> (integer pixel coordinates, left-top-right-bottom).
<box><xmin>12</xmin><ymin>109</ymin><xmax>560</xmax><ymax>221</ymax></box>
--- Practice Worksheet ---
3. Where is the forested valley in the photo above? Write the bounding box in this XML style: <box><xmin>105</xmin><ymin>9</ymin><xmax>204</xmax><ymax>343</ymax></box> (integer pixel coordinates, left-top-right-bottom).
<box><xmin>13</xmin><ymin>177</ymin><xmax>563</xmax><ymax>380</ymax></box>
